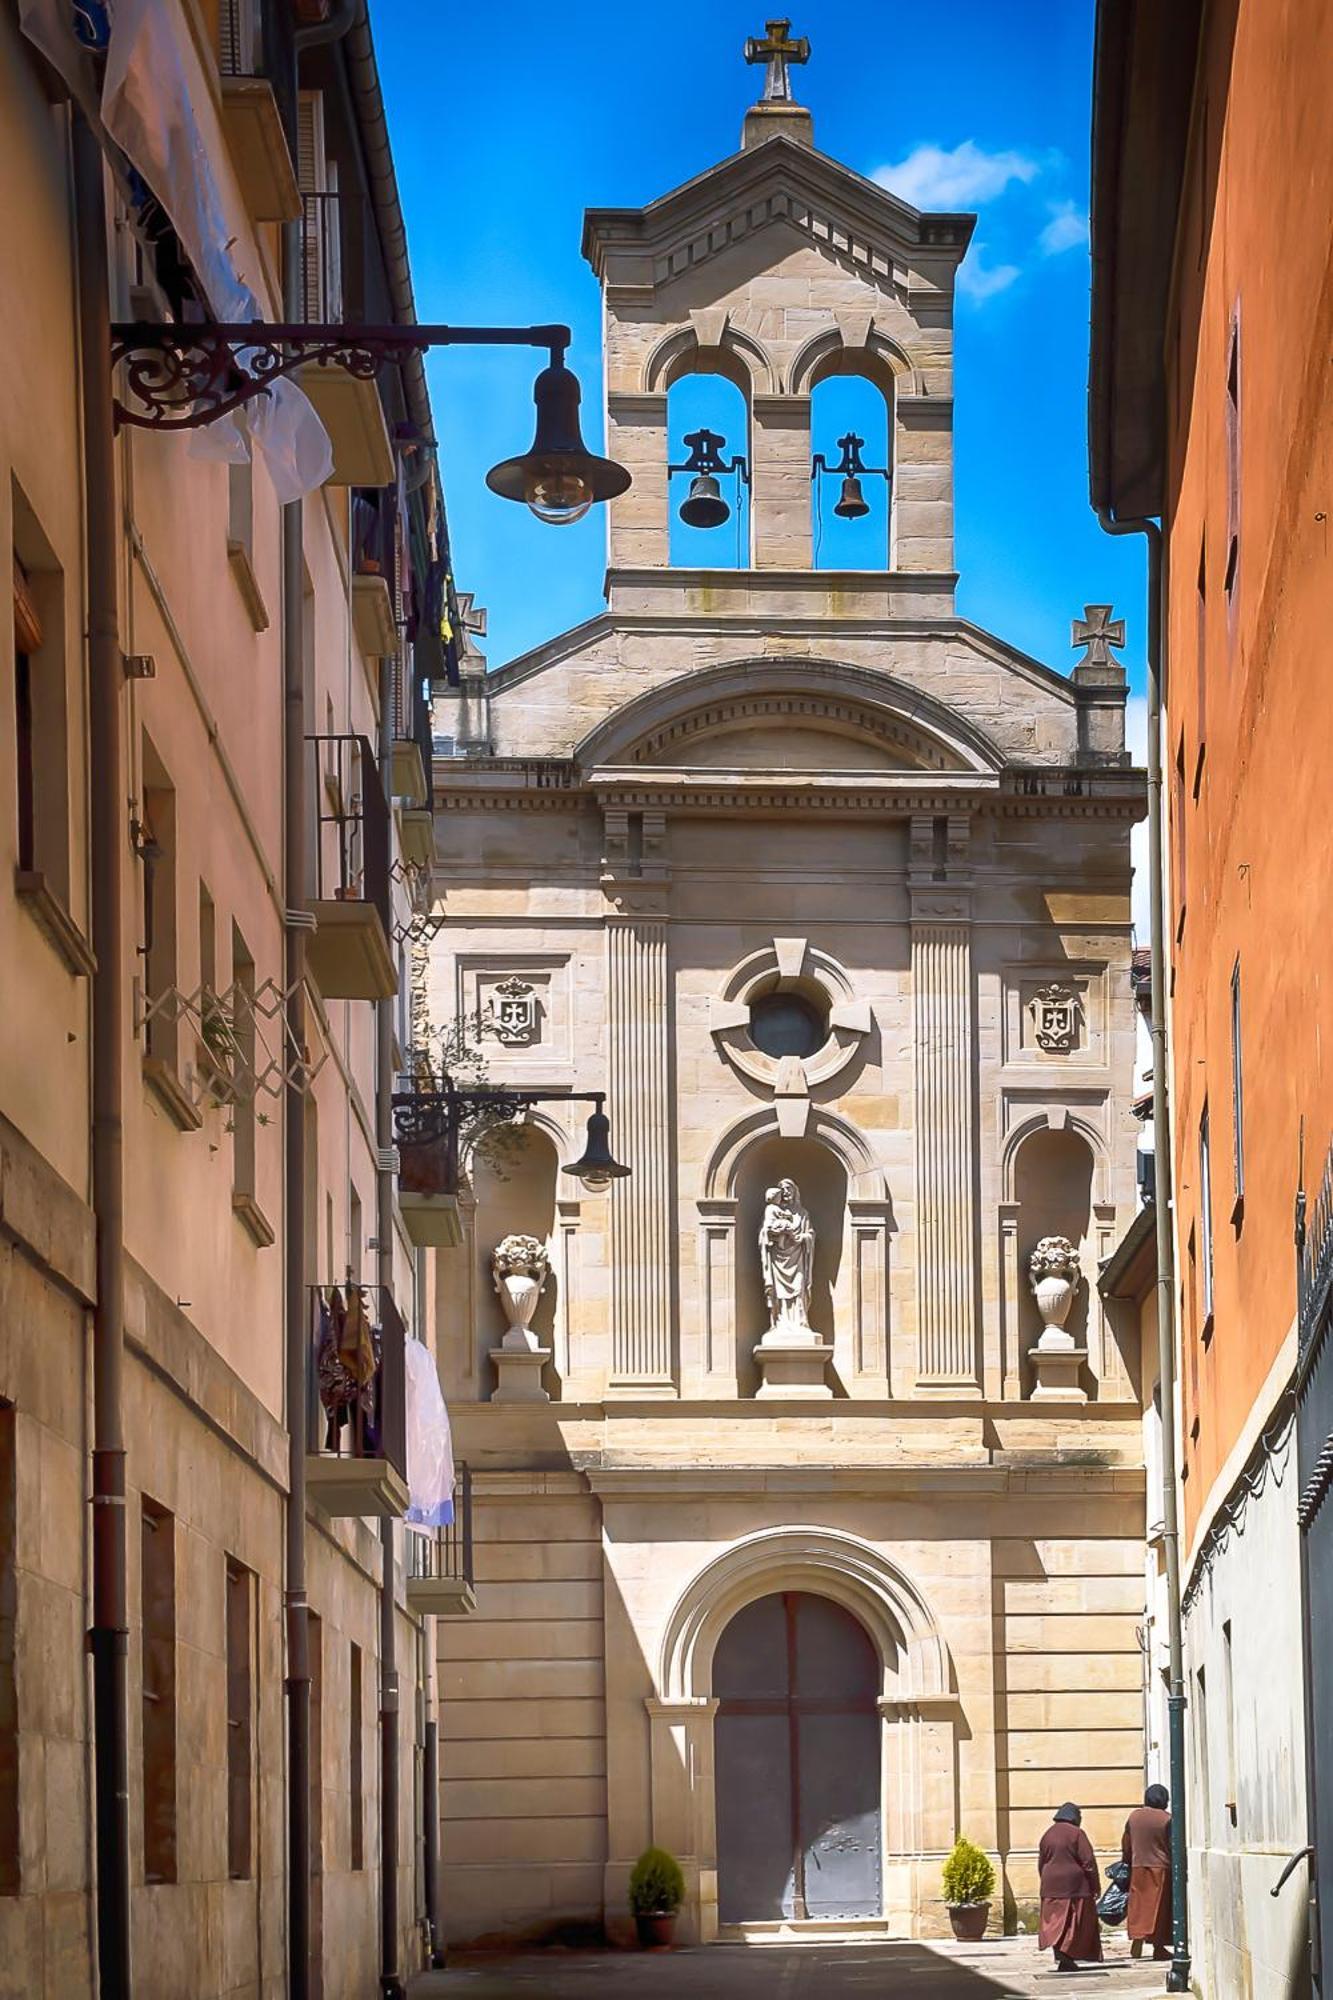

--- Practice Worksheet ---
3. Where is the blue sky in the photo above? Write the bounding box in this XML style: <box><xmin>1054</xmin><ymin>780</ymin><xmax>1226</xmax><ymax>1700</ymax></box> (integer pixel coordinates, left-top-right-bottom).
<box><xmin>373</xmin><ymin>0</ymin><xmax>1147</xmax><ymax>699</ymax></box>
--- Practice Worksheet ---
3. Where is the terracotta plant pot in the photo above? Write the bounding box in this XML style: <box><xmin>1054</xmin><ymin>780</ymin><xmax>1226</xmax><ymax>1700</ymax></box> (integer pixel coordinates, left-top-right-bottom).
<box><xmin>947</xmin><ymin>1901</ymin><xmax>989</xmax><ymax>1941</ymax></box>
<box><xmin>635</xmin><ymin>1912</ymin><xmax>677</xmax><ymax>1950</ymax></box>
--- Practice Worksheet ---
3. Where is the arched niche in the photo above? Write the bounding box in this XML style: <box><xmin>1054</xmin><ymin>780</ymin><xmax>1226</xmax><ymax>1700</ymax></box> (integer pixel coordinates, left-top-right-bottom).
<box><xmin>736</xmin><ymin>1136</ymin><xmax>848</xmax><ymax>1393</ymax></box>
<box><xmin>470</xmin><ymin>1123</ymin><xmax>561</xmax><ymax>1395</ymax></box>
<box><xmin>1012</xmin><ymin>1126</ymin><xmax>1095</xmax><ymax>1396</ymax></box>
<box><xmin>810</xmin><ymin>366</ymin><xmax>892</xmax><ymax>571</ymax></box>
<box><xmin>667</xmin><ymin>366</ymin><xmax>751</xmax><ymax>570</ymax></box>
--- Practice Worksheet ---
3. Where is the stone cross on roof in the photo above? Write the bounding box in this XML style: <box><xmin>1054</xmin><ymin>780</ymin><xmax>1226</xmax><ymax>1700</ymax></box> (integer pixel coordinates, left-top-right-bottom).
<box><xmin>745</xmin><ymin>17</ymin><xmax>810</xmax><ymax>103</ymax></box>
<box><xmin>1071</xmin><ymin>603</ymin><xmax>1126</xmax><ymax>670</ymax></box>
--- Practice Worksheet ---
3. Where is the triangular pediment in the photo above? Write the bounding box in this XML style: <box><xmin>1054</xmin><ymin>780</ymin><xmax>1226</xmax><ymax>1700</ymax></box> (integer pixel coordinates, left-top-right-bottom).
<box><xmin>582</xmin><ymin>135</ymin><xmax>975</xmax><ymax>298</ymax></box>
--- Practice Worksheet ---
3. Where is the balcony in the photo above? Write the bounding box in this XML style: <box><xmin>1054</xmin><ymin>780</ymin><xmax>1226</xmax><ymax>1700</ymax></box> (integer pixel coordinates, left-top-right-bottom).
<box><xmin>306</xmin><ymin>1283</ymin><xmax>409</xmax><ymax>1518</ymax></box>
<box><xmin>351</xmin><ymin>489</ymin><xmax>399</xmax><ymax>661</ymax></box>
<box><xmin>406</xmin><ymin>1466</ymin><xmax>475</xmax><ymax>1616</ymax></box>
<box><xmin>392</xmin><ymin>1089</ymin><xmax>462</xmax><ymax>1248</ymax></box>
<box><xmin>217</xmin><ymin>0</ymin><xmax>301</xmax><ymax>222</ymax></box>
<box><xmin>305</xmin><ymin>733</ymin><xmax>397</xmax><ymax>1001</ymax></box>
<box><xmin>296</xmin><ymin>191</ymin><xmax>394</xmax><ymax>486</ymax></box>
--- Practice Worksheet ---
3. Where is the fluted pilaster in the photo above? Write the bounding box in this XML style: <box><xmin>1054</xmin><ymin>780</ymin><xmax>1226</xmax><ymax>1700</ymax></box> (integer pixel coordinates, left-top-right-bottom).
<box><xmin>607</xmin><ymin>917</ymin><xmax>675</xmax><ymax>1392</ymax></box>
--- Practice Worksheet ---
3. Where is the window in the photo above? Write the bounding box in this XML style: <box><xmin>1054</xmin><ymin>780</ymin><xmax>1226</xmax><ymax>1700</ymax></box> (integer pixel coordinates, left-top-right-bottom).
<box><xmin>348</xmin><ymin>1186</ymin><xmax>362</xmax><ymax>1284</ymax></box>
<box><xmin>0</xmin><ymin>1403</ymin><xmax>17</xmax><ymax>1895</ymax></box>
<box><xmin>1225</xmin><ymin>307</ymin><xmax>1241</xmax><ymax>610</ymax></box>
<box><xmin>11</xmin><ymin>486</ymin><xmax>72</xmax><ymax>910</ymax></box>
<box><xmin>297</xmin><ymin>93</ymin><xmax>343</xmax><ymax>322</ymax></box>
<box><xmin>1172</xmin><ymin>734</ymin><xmax>1188</xmax><ymax>941</ymax></box>
<box><xmin>748</xmin><ymin>991</ymin><xmax>827</xmax><ymax>1059</ymax></box>
<box><xmin>226</xmin><ymin>457</ymin><xmax>268</xmax><ymax>631</ymax></box>
<box><xmin>349</xmin><ymin>1642</ymin><xmax>363</xmax><ymax>1870</ymax></box>
<box><xmin>141</xmin><ymin>1499</ymin><xmax>177</xmax><ymax>1883</ymax></box>
<box><xmin>225</xmin><ymin>1558</ymin><xmax>253</xmax><ymax>1879</ymax></box>
<box><xmin>12</xmin><ymin>557</ymin><xmax>37</xmax><ymax>873</ymax></box>
<box><xmin>1199</xmin><ymin>1106</ymin><xmax>1215</xmax><ymax>1335</ymax></box>
<box><xmin>308</xmin><ymin>1609</ymin><xmax>324</xmax><ymax>1988</ymax></box>
<box><xmin>139</xmin><ymin>736</ymin><xmax>178</xmax><ymax>1067</ymax></box>
<box><xmin>1230</xmin><ymin>959</ymin><xmax>1245</xmax><ymax>1220</ymax></box>
<box><xmin>1194</xmin><ymin>539</ymin><xmax>1206</xmax><ymax>794</ymax></box>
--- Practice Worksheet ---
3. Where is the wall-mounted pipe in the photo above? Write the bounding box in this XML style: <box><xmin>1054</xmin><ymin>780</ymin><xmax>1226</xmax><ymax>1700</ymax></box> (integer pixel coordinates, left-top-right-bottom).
<box><xmin>1095</xmin><ymin>506</ymin><xmax>1191</xmax><ymax>1995</ymax></box>
<box><xmin>74</xmin><ymin>107</ymin><xmax>133</xmax><ymax>2000</ymax></box>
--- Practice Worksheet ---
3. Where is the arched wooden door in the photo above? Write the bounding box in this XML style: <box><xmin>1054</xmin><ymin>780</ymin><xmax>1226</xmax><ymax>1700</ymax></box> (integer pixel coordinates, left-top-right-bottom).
<box><xmin>714</xmin><ymin>1590</ymin><xmax>881</xmax><ymax>1923</ymax></box>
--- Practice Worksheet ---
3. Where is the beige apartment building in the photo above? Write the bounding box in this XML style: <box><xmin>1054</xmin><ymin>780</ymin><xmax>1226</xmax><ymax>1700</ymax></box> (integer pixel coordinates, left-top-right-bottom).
<box><xmin>428</xmin><ymin>45</ymin><xmax>1153</xmax><ymax>1948</ymax></box>
<box><xmin>1</xmin><ymin>2</ymin><xmax>464</xmax><ymax>1994</ymax></box>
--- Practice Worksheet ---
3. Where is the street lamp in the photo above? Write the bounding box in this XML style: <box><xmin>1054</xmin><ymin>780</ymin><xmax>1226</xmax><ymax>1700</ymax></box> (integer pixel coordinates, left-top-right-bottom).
<box><xmin>485</xmin><ymin>354</ymin><xmax>630</xmax><ymax>524</ymax></box>
<box><xmin>108</xmin><ymin>320</ymin><xmax>632</xmax><ymax>524</ymax></box>
<box><xmin>392</xmin><ymin>1083</ymin><xmax>630</xmax><ymax>1196</ymax></box>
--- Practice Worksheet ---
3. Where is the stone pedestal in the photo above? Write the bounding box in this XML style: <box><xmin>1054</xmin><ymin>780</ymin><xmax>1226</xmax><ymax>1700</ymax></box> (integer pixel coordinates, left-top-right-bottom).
<box><xmin>753</xmin><ymin>1335</ymin><xmax>833</xmax><ymax>1398</ymax></box>
<box><xmin>1028</xmin><ymin>1336</ymin><xmax>1088</xmax><ymax>1402</ymax></box>
<box><xmin>490</xmin><ymin>1346</ymin><xmax>551</xmax><ymax>1403</ymax></box>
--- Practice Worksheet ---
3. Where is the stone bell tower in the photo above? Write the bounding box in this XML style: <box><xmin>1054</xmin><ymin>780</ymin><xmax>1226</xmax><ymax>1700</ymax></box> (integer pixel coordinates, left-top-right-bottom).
<box><xmin>582</xmin><ymin>21</ymin><xmax>975</xmax><ymax>582</ymax></box>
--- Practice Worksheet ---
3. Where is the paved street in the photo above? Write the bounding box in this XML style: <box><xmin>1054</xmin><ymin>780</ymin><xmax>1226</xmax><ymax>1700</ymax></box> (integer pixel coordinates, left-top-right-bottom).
<box><xmin>411</xmin><ymin>1939</ymin><xmax>1170</xmax><ymax>1999</ymax></box>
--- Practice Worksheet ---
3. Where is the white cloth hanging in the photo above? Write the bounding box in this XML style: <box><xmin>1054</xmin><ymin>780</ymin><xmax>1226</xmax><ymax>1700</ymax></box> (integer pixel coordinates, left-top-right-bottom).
<box><xmin>403</xmin><ymin>1337</ymin><xmax>455</xmax><ymax>1529</ymax></box>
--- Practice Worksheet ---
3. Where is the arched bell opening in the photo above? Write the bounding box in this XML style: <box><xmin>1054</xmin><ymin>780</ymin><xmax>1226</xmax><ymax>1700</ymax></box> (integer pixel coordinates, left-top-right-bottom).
<box><xmin>713</xmin><ymin>1590</ymin><xmax>883</xmax><ymax>1923</ymax></box>
<box><xmin>810</xmin><ymin>361</ymin><xmax>892</xmax><ymax>570</ymax></box>
<box><xmin>667</xmin><ymin>365</ymin><xmax>752</xmax><ymax>569</ymax></box>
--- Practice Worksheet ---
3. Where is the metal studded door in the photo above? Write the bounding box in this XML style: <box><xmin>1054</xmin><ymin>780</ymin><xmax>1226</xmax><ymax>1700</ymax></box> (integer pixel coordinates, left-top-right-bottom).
<box><xmin>714</xmin><ymin>1591</ymin><xmax>881</xmax><ymax>1923</ymax></box>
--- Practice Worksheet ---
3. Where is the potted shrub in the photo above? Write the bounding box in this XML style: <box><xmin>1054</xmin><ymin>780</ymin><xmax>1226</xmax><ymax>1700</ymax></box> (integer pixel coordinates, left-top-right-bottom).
<box><xmin>628</xmin><ymin>1845</ymin><xmax>685</xmax><ymax>1949</ymax></box>
<box><xmin>942</xmin><ymin>1835</ymin><xmax>995</xmax><ymax>1941</ymax></box>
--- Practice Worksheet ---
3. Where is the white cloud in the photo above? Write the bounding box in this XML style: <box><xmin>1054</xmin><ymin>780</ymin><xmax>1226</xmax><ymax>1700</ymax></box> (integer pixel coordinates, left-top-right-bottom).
<box><xmin>1039</xmin><ymin>199</ymin><xmax>1089</xmax><ymax>256</ymax></box>
<box><xmin>873</xmin><ymin>139</ymin><xmax>1040</xmax><ymax>210</ymax></box>
<box><xmin>956</xmin><ymin>247</ymin><xmax>1020</xmax><ymax>303</ymax></box>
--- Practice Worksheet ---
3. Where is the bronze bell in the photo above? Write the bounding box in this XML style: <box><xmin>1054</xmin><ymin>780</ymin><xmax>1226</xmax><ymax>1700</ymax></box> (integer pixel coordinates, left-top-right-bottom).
<box><xmin>679</xmin><ymin>472</ymin><xmax>731</xmax><ymax>529</ymax></box>
<box><xmin>834</xmin><ymin>474</ymin><xmax>870</xmax><ymax>520</ymax></box>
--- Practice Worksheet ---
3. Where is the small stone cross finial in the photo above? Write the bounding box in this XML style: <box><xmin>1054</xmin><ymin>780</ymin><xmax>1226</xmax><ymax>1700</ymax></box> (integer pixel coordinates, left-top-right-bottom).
<box><xmin>745</xmin><ymin>17</ymin><xmax>810</xmax><ymax>103</ymax></box>
<box><xmin>1071</xmin><ymin>603</ymin><xmax>1126</xmax><ymax>670</ymax></box>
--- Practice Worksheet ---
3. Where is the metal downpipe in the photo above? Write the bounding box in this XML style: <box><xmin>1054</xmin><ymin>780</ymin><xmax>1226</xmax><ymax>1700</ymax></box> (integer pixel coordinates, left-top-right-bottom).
<box><xmin>281</xmin><ymin>209</ymin><xmax>312</xmax><ymax>2000</ymax></box>
<box><xmin>74</xmin><ymin>109</ymin><xmax>133</xmax><ymax>2000</ymax></box>
<box><xmin>377</xmin><ymin>659</ymin><xmax>404</xmax><ymax>1999</ymax></box>
<box><xmin>1096</xmin><ymin>507</ymin><xmax>1191</xmax><ymax>1992</ymax></box>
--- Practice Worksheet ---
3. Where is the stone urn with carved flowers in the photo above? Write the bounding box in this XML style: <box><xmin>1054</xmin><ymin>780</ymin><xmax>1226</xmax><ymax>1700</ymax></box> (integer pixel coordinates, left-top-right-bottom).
<box><xmin>491</xmin><ymin>1234</ymin><xmax>550</xmax><ymax>1353</ymax></box>
<box><xmin>1029</xmin><ymin>1236</ymin><xmax>1081</xmax><ymax>1345</ymax></box>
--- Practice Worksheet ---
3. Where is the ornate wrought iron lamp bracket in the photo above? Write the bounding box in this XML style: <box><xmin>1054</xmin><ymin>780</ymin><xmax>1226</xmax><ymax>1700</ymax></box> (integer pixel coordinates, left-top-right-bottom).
<box><xmin>109</xmin><ymin>321</ymin><xmax>573</xmax><ymax>433</ymax></box>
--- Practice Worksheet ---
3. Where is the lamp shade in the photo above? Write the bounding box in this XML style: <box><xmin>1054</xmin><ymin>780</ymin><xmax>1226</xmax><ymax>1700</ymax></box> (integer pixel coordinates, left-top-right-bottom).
<box><xmin>562</xmin><ymin>1106</ymin><xmax>630</xmax><ymax>1190</ymax></box>
<box><xmin>486</xmin><ymin>359</ymin><xmax>632</xmax><ymax>525</ymax></box>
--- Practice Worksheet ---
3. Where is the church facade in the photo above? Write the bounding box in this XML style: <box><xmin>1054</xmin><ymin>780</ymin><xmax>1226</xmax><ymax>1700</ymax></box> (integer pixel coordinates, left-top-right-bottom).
<box><xmin>428</xmin><ymin>39</ymin><xmax>1149</xmax><ymax>1946</ymax></box>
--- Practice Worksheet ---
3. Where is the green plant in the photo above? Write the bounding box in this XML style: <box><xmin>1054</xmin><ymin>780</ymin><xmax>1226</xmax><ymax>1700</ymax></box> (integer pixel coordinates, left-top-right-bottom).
<box><xmin>628</xmin><ymin>1846</ymin><xmax>685</xmax><ymax>1917</ymax></box>
<box><xmin>941</xmin><ymin>1836</ymin><xmax>995</xmax><ymax>1907</ymax></box>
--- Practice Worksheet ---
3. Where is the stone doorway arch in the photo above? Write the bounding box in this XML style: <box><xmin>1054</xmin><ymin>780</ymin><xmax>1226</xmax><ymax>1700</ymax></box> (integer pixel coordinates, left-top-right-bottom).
<box><xmin>644</xmin><ymin>1528</ymin><xmax>957</xmax><ymax>1941</ymax></box>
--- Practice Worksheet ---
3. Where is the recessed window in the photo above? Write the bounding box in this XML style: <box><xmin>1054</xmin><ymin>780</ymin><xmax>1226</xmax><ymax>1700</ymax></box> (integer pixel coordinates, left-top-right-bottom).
<box><xmin>748</xmin><ymin>991</ymin><xmax>827</xmax><ymax>1060</ymax></box>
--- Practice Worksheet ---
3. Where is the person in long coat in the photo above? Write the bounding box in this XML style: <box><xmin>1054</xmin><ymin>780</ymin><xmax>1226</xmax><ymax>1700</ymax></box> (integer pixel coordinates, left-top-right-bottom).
<box><xmin>1122</xmin><ymin>1783</ymin><xmax>1172</xmax><ymax>1960</ymax></box>
<box><xmin>1037</xmin><ymin>1802</ymin><xmax>1103</xmax><ymax>1972</ymax></box>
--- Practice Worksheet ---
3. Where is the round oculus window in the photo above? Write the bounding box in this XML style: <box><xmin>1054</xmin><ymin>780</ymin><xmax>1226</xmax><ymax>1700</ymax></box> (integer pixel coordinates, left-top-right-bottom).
<box><xmin>747</xmin><ymin>991</ymin><xmax>827</xmax><ymax>1060</ymax></box>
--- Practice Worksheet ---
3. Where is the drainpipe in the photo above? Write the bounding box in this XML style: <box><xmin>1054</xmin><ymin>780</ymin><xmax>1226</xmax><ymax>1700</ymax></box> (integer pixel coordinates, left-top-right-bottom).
<box><xmin>74</xmin><ymin>110</ymin><xmax>133</xmax><ymax>2000</ymax></box>
<box><xmin>376</xmin><ymin>658</ymin><xmax>405</xmax><ymax>1999</ymax></box>
<box><xmin>1096</xmin><ymin>508</ymin><xmax>1190</xmax><ymax>1994</ymax></box>
<box><xmin>280</xmin><ymin>202</ymin><xmax>312</xmax><ymax>2000</ymax></box>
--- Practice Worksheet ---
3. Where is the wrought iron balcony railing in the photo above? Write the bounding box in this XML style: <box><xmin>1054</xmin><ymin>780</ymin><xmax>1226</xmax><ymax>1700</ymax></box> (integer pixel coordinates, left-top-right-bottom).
<box><xmin>308</xmin><ymin>732</ymin><xmax>391</xmax><ymax>937</ymax></box>
<box><xmin>407</xmin><ymin>1466</ymin><xmax>475</xmax><ymax>1615</ymax></box>
<box><xmin>307</xmin><ymin>1283</ymin><xmax>407</xmax><ymax>1510</ymax></box>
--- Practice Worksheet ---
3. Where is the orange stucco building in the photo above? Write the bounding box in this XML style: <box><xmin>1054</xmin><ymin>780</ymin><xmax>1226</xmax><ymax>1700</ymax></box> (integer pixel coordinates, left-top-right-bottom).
<box><xmin>1091</xmin><ymin>1</ymin><xmax>1333</xmax><ymax>1994</ymax></box>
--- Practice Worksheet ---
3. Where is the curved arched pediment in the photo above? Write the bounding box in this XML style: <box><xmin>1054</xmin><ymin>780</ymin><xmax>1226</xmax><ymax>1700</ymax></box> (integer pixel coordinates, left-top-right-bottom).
<box><xmin>575</xmin><ymin>659</ymin><xmax>1004</xmax><ymax>778</ymax></box>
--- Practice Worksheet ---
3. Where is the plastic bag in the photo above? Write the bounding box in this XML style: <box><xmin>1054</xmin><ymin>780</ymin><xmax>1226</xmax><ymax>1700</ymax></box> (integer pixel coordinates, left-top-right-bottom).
<box><xmin>1098</xmin><ymin>1859</ymin><xmax>1130</xmax><ymax>1926</ymax></box>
